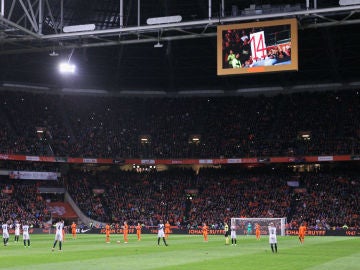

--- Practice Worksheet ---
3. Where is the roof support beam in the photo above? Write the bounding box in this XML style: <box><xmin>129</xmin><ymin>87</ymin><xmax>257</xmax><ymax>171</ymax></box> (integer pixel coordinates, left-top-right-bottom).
<box><xmin>119</xmin><ymin>0</ymin><xmax>123</xmax><ymax>28</ymax></box>
<box><xmin>0</xmin><ymin>15</ymin><xmax>39</xmax><ymax>38</ymax></box>
<box><xmin>137</xmin><ymin>0</ymin><xmax>140</xmax><ymax>27</ymax></box>
<box><xmin>15</xmin><ymin>0</ymin><xmax>39</xmax><ymax>26</ymax></box>
<box><xmin>208</xmin><ymin>0</ymin><xmax>212</xmax><ymax>20</ymax></box>
<box><xmin>18</xmin><ymin>0</ymin><xmax>38</xmax><ymax>32</ymax></box>
<box><xmin>7</xmin><ymin>0</ymin><xmax>16</xmax><ymax>20</ymax></box>
<box><xmin>44</xmin><ymin>0</ymin><xmax>59</xmax><ymax>34</ymax></box>
<box><xmin>39</xmin><ymin>5</ymin><xmax>360</xmax><ymax>41</ymax></box>
<box><xmin>1</xmin><ymin>3</ymin><xmax>360</xmax><ymax>56</ymax></box>
<box><xmin>0</xmin><ymin>32</ymin><xmax>216</xmax><ymax>55</ymax></box>
<box><xmin>38</xmin><ymin>0</ymin><xmax>43</xmax><ymax>34</ymax></box>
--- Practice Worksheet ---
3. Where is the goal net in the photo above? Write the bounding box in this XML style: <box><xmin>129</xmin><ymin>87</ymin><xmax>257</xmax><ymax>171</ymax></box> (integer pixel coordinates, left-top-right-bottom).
<box><xmin>230</xmin><ymin>217</ymin><xmax>287</xmax><ymax>236</ymax></box>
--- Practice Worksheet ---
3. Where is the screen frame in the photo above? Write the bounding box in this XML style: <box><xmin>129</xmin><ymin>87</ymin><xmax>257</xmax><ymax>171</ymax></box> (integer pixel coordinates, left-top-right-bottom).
<box><xmin>217</xmin><ymin>18</ymin><xmax>298</xmax><ymax>76</ymax></box>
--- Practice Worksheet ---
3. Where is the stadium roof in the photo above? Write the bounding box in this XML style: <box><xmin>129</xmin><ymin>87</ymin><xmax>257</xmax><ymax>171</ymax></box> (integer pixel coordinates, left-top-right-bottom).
<box><xmin>1</xmin><ymin>0</ymin><xmax>360</xmax><ymax>95</ymax></box>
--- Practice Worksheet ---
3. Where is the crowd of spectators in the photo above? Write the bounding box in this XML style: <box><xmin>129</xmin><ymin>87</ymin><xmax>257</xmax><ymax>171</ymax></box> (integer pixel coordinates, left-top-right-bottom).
<box><xmin>0</xmin><ymin>89</ymin><xmax>359</xmax><ymax>159</ymax></box>
<box><xmin>0</xmin><ymin>162</ymin><xmax>358</xmax><ymax>230</ymax></box>
<box><xmin>64</xmin><ymin>166</ymin><xmax>359</xmax><ymax>230</ymax></box>
<box><xmin>65</xmin><ymin>168</ymin><xmax>193</xmax><ymax>226</ymax></box>
<box><xmin>0</xmin><ymin>89</ymin><xmax>359</xmax><ymax>230</ymax></box>
<box><xmin>0</xmin><ymin>177</ymin><xmax>62</xmax><ymax>227</ymax></box>
<box><xmin>289</xmin><ymin>170</ymin><xmax>359</xmax><ymax>230</ymax></box>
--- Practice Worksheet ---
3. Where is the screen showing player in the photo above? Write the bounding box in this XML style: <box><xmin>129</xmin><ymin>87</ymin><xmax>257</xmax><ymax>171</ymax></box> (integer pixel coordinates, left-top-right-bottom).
<box><xmin>217</xmin><ymin>18</ymin><xmax>298</xmax><ymax>75</ymax></box>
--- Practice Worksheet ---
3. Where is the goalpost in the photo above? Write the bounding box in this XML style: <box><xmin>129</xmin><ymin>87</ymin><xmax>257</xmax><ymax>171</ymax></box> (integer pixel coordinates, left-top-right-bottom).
<box><xmin>230</xmin><ymin>217</ymin><xmax>287</xmax><ymax>236</ymax></box>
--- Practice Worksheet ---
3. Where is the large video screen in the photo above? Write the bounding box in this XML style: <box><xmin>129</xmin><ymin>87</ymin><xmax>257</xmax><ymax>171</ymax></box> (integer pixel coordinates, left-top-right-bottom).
<box><xmin>217</xmin><ymin>18</ymin><xmax>298</xmax><ymax>75</ymax></box>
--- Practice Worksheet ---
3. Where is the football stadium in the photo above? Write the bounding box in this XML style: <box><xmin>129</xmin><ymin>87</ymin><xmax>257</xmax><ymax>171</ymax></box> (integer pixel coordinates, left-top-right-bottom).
<box><xmin>0</xmin><ymin>1</ymin><xmax>359</xmax><ymax>269</ymax></box>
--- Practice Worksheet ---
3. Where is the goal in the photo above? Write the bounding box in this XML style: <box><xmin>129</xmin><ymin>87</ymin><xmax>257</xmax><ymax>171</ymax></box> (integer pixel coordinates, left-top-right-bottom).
<box><xmin>230</xmin><ymin>217</ymin><xmax>287</xmax><ymax>236</ymax></box>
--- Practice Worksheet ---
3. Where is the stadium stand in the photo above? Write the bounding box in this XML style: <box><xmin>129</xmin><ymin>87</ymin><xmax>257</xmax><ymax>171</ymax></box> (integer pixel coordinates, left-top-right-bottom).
<box><xmin>0</xmin><ymin>90</ymin><xmax>359</xmax><ymax>158</ymax></box>
<box><xmin>0</xmin><ymin>89</ymin><xmax>359</xmax><ymax>230</ymax></box>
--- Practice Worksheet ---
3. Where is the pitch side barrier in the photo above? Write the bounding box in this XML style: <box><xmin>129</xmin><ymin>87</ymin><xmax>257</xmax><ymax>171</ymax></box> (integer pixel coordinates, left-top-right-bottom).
<box><xmin>13</xmin><ymin>227</ymin><xmax>360</xmax><ymax>237</ymax></box>
<box><xmin>285</xmin><ymin>229</ymin><xmax>360</xmax><ymax>237</ymax></box>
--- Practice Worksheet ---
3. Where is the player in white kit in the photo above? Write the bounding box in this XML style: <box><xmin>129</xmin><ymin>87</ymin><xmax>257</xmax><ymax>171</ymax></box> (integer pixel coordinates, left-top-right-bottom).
<box><xmin>52</xmin><ymin>219</ymin><xmax>64</xmax><ymax>251</ymax></box>
<box><xmin>157</xmin><ymin>220</ymin><xmax>168</xmax><ymax>246</ymax></box>
<box><xmin>14</xmin><ymin>221</ymin><xmax>21</xmax><ymax>242</ymax></box>
<box><xmin>2</xmin><ymin>221</ymin><xmax>9</xmax><ymax>246</ymax></box>
<box><xmin>22</xmin><ymin>222</ymin><xmax>31</xmax><ymax>247</ymax></box>
<box><xmin>230</xmin><ymin>224</ymin><xmax>237</xmax><ymax>246</ymax></box>
<box><xmin>268</xmin><ymin>222</ymin><xmax>278</xmax><ymax>253</ymax></box>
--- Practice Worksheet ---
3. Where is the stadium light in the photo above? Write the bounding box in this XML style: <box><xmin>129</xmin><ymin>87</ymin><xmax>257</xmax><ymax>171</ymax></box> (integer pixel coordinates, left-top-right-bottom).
<box><xmin>146</xmin><ymin>15</ymin><xmax>182</xmax><ymax>25</ymax></box>
<box><xmin>147</xmin><ymin>16</ymin><xmax>182</xmax><ymax>47</ymax></box>
<box><xmin>49</xmin><ymin>50</ymin><xmax>59</xmax><ymax>57</ymax></box>
<box><xmin>58</xmin><ymin>48</ymin><xmax>76</xmax><ymax>74</ymax></box>
<box><xmin>339</xmin><ymin>0</ymin><xmax>360</xmax><ymax>5</ymax></box>
<box><xmin>1</xmin><ymin>0</ymin><xmax>4</xmax><ymax>17</ymax></box>
<box><xmin>63</xmin><ymin>24</ymin><xmax>96</xmax><ymax>33</ymax></box>
<box><xmin>58</xmin><ymin>62</ymin><xmax>76</xmax><ymax>74</ymax></box>
<box><xmin>154</xmin><ymin>42</ymin><xmax>163</xmax><ymax>48</ymax></box>
<box><xmin>154</xmin><ymin>29</ymin><xmax>163</xmax><ymax>48</ymax></box>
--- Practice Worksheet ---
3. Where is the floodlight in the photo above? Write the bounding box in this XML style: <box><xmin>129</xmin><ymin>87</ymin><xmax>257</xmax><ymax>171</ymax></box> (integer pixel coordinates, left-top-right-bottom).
<box><xmin>154</xmin><ymin>30</ymin><xmax>163</xmax><ymax>48</ymax></box>
<box><xmin>146</xmin><ymin>15</ymin><xmax>182</xmax><ymax>25</ymax></box>
<box><xmin>339</xmin><ymin>0</ymin><xmax>360</xmax><ymax>5</ymax></box>
<box><xmin>59</xmin><ymin>62</ymin><xmax>76</xmax><ymax>74</ymax></box>
<box><xmin>63</xmin><ymin>24</ymin><xmax>96</xmax><ymax>33</ymax></box>
<box><xmin>49</xmin><ymin>50</ymin><xmax>59</xmax><ymax>57</ymax></box>
<box><xmin>154</xmin><ymin>42</ymin><xmax>163</xmax><ymax>48</ymax></box>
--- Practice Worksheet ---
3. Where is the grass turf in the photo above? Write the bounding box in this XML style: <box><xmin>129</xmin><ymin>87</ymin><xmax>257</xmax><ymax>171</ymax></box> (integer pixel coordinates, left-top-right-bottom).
<box><xmin>1</xmin><ymin>234</ymin><xmax>359</xmax><ymax>270</ymax></box>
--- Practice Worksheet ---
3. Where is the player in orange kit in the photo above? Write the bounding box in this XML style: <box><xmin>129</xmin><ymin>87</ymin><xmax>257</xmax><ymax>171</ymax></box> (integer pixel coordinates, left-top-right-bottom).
<box><xmin>105</xmin><ymin>223</ymin><xmax>111</xmax><ymax>243</ymax></box>
<box><xmin>71</xmin><ymin>221</ymin><xmax>77</xmax><ymax>239</ymax></box>
<box><xmin>123</xmin><ymin>221</ymin><xmax>129</xmax><ymax>243</ymax></box>
<box><xmin>136</xmin><ymin>222</ymin><xmax>142</xmax><ymax>241</ymax></box>
<box><xmin>255</xmin><ymin>223</ymin><xmax>261</xmax><ymax>240</ymax></box>
<box><xmin>298</xmin><ymin>222</ymin><xmax>307</xmax><ymax>244</ymax></box>
<box><xmin>165</xmin><ymin>221</ymin><xmax>171</xmax><ymax>239</ymax></box>
<box><xmin>202</xmin><ymin>222</ymin><xmax>209</xmax><ymax>242</ymax></box>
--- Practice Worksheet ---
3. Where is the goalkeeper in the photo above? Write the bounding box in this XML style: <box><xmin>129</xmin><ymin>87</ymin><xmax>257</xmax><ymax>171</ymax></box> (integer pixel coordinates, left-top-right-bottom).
<box><xmin>247</xmin><ymin>222</ymin><xmax>252</xmax><ymax>236</ymax></box>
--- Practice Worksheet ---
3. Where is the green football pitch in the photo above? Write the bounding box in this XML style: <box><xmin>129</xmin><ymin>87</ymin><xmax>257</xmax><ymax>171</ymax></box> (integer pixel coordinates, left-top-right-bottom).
<box><xmin>1</xmin><ymin>234</ymin><xmax>359</xmax><ymax>270</ymax></box>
